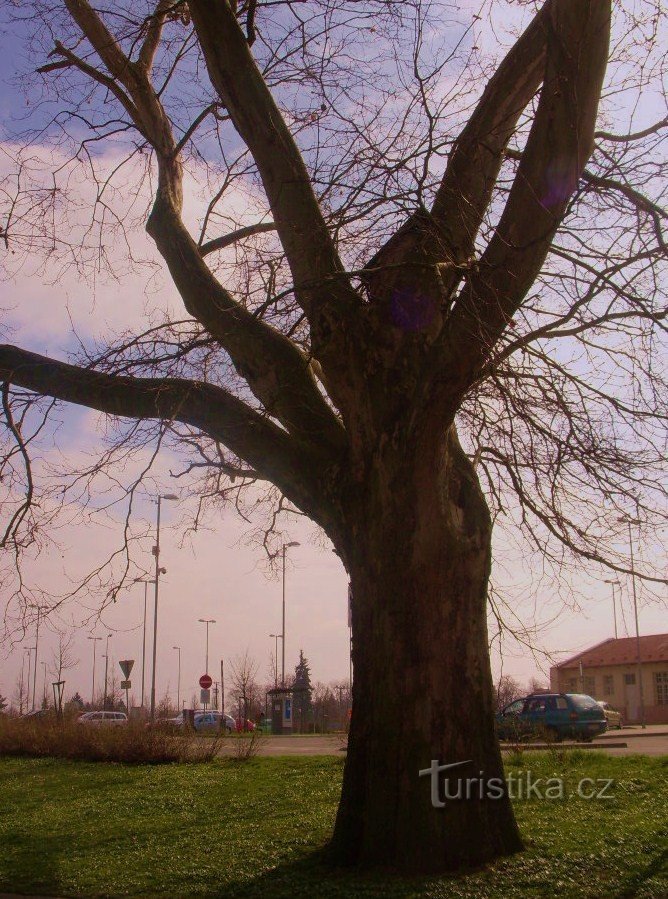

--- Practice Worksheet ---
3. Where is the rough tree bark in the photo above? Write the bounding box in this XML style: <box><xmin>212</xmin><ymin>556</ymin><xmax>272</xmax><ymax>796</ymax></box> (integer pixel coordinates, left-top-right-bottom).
<box><xmin>0</xmin><ymin>0</ymin><xmax>618</xmax><ymax>874</ymax></box>
<box><xmin>333</xmin><ymin>426</ymin><xmax>520</xmax><ymax>871</ymax></box>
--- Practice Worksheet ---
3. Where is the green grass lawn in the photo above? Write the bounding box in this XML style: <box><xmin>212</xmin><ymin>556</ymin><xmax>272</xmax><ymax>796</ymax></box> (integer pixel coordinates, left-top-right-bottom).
<box><xmin>0</xmin><ymin>752</ymin><xmax>666</xmax><ymax>898</ymax></box>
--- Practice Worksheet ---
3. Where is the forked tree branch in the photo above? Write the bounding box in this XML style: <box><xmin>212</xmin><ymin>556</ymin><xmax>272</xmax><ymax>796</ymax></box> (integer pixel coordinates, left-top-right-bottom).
<box><xmin>52</xmin><ymin>0</ymin><xmax>348</xmax><ymax>454</ymax></box>
<box><xmin>433</xmin><ymin>0</ymin><xmax>612</xmax><ymax>420</ymax></box>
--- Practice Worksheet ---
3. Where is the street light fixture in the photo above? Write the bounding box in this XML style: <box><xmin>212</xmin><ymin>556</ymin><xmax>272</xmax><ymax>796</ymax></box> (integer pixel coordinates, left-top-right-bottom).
<box><xmin>172</xmin><ymin>646</ymin><xmax>181</xmax><ymax>712</ymax></box>
<box><xmin>87</xmin><ymin>636</ymin><xmax>102</xmax><ymax>706</ymax></box>
<box><xmin>133</xmin><ymin>577</ymin><xmax>156</xmax><ymax>707</ymax></box>
<box><xmin>281</xmin><ymin>541</ymin><xmax>300</xmax><ymax>686</ymax></box>
<box><xmin>150</xmin><ymin>493</ymin><xmax>178</xmax><ymax>721</ymax></box>
<box><xmin>618</xmin><ymin>515</ymin><xmax>646</xmax><ymax>729</ymax></box>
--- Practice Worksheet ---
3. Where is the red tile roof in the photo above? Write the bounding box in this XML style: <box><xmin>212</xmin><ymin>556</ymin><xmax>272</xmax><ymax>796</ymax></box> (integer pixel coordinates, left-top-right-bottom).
<box><xmin>554</xmin><ymin>633</ymin><xmax>668</xmax><ymax>669</ymax></box>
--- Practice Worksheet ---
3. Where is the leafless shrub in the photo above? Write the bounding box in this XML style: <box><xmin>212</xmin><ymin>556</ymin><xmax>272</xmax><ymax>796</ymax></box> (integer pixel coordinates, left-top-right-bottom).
<box><xmin>0</xmin><ymin>717</ymin><xmax>222</xmax><ymax>763</ymax></box>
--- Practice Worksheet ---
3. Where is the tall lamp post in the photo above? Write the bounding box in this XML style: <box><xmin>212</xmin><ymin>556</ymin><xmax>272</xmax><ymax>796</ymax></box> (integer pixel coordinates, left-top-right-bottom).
<box><xmin>134</xmin><ymin>577</ymin><xmax>156</xmax><ymax>707</ymax></box>
<box><xmin>281</xmin><ymin>541</ymin><xmax>300</xmax><ymax>686</ymax></box>
<box><xmin>604</xmin><ymin>579</ymin><xmax>620</xmax><ymax>639</ymax></box>
<box><xmin>150</xmin><ymin>493</ymin><xmax>177</xmax><ymax>721</ymax></box>
<box><xmin>28</xmin><ymin>604</ymin><xmax>46</xmax><ymax>711</ymax></box>
<box><xmin>172</xmin><ymin>645</ymin><xmax>181</xmax><ymax>712</ymax></box>
<box><xmin>619</xmin><ymin>515</ymin><xmax>646</xmax><ymax>729</ymax></box>
<box><xmin>41</xmin><ymin>661</ymin><xmax>48</xmax><ymax>709</ymax></box>
<box><xmin>22</xmin><ymin>647</ymin><xmax>33</xmax><ymax>715</ymax></box>
<box><xmin>103</xmin><ymin>633</ymin><xmax>112</xmax><ymax>710</ymax></box>
<box><xmin>198</xmin><ymin>618</ymin><xmax>216</xmax><ymax>710</ymax></box>
<box><xmin>87</xmin><ymin>636</ymin><xmax>102</xmax><ymax>706</ymax></box>
<box><xmin>269</xmin><ymin>634</ymin><xmax>280</xmax><ymax>687</ymax></box>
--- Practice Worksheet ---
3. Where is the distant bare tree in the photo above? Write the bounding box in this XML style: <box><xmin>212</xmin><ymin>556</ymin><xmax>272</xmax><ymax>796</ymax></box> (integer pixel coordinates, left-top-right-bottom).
<box><xmin>494</xmin><ymin>675</ymin><xmax>524</xmax><ymax>710</ymax></box>
<box><xmin>229</xmin><ymin>650</ymin><xmax>260</xmax><ymax>728</ymax></box>
<box><xmin>49</xmin><ymin>629</ymin><xmax>79</xmax><ymax>685</ymax></box>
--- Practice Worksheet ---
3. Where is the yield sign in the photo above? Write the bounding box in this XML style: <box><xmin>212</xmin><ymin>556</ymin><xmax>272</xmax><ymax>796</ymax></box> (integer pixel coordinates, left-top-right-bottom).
<box><xmin>119</xmin><ymin>659</ymin><xmax>135</xmax><ymax>679</ymax></box>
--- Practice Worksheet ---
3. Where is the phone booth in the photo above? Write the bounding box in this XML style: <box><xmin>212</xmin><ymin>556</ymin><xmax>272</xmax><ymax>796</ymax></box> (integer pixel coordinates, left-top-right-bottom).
<box><xmin>267</xmin><ymin>687</ymin><xmax>293</xmax><ymax>734</ymax></box>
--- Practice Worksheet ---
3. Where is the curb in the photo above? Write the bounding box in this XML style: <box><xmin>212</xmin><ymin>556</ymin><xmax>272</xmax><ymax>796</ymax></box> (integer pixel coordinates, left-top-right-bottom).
<box><xmin>500</xmin><ymin>742</ymin><xmax>628</xmax><ymax>751</ymax></box>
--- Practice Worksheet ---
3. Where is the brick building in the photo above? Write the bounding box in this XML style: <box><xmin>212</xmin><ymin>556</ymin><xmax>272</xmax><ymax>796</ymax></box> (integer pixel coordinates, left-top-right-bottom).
<box><xmin>550</xmin><ymin>633</ymin><xmax>668</xmax><ymax>725</ymax></box>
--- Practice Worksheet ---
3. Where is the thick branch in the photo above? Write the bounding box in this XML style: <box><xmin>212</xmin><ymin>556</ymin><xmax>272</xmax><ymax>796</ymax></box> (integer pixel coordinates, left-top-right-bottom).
<box><xmin>56</xmin><ymin>0</ymin><xmax>348</xmax><ymax>454</ymax></box>
<box><xmin>186</xmin><ymin>1</ymin><xmax>363</xmax><ymax>339</ymax></box>
<box><xmin>0</xmin><ymin>344</ymin><xmax>328</xmax><ymax>519</ymax></box>
<box><xmin>429</xmin><ymin>1</ymin><xmax>550</xmax><ymax>282</ymax></box>
<box><xmin>200</xmin><ymin>221</ymin><xmax>277</xmax><ymax>257</ymax></box>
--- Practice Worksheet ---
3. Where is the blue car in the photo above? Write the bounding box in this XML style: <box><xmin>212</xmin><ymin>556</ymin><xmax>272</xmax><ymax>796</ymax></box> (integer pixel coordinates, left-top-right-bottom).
<box><xmin>496</xmin><ymin>693</ymin><xmax>607</xmax><ymax>743</ymax></box>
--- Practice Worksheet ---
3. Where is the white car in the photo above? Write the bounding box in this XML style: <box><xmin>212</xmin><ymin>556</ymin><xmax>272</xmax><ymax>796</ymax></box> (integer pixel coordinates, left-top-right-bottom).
<box><xmin>163</xmin><ymin>710</ymin><xmax>235</xmax><ymax>733</ymax></box>
<box><xmin>78</xmin><ymin>711</ymin><xmax>128</xmax><ymax>726</ymax></box>
<box><xmin>596</xmin><ymin>701</ymin><xmax>623</xmax><ymax>729</ymax></box>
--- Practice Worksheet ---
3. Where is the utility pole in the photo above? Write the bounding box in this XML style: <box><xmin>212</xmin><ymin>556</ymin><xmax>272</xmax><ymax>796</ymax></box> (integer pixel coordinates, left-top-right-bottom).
<box><xmin>281</xmin><ymin>541</ymin><xmax>300</xmax><ymax>686</ymax></box>
<box><xmin>604</xmin><ymin>579</ymin><xmax>619</xmax><ymax>639</ymax></box>
<box><xmin>150</xmin><ymin>493</ymin><xmax>177</xmax><ymax>721</ymax></box>
<box><xmin>103</xmin><ymin>633</ymin><xmax>112</xmax><ymax>710</ymax></box>
<box><xmin>134</xmin><ymin>577</ymin><xmax>155</xmax><ymax>707</ymax></box>
<box><xmin>627</xmin><ymin>519</ymin><xmax>646</xmax><ymax>729</ymax></box>
<box><xmin>198</xmin><ymin>618</ymin><xmax>216</xmax><ymax>710</ymax></box>
<box><xmin>41</xmin><ymin>661</ymin><xmax>48</xmax><ymax>708</ymax></box>
<box><xmin>172</xmin><ymin>645</ymin><xmax>181</xmax><ymax>712</ymax></box>
<box><xmin>29</xmin><ymin>605</ymin><xmax>45</xmax><ymax>711</ymax></box>
<box><xmin>269</xmin><ymin>634</ymin><xmax>280</xmax><ymax>687</ymax></box>
<box><xmin>88</xmin><ymin>636</ymin><xmax>101</xmax><ymax>706</ymax></box>
<box><xmin>220</xmin><ymin>658</ymin><xmax>225</xmax><ymax>716</ymax></box>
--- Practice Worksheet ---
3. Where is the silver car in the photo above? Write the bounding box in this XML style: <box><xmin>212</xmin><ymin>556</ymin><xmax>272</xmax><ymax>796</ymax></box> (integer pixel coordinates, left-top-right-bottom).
<box><xmin>78</xmin><ymin>711</ymin><xmax>128</xmax><ymax>726</ymax></box>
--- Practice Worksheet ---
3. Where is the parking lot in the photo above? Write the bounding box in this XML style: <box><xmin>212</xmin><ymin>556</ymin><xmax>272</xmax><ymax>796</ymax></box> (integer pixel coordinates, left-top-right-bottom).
<box><xmin>217</xmin><ymin>725</ymin><xmax>668</xmax><ymax>758</ymax></box>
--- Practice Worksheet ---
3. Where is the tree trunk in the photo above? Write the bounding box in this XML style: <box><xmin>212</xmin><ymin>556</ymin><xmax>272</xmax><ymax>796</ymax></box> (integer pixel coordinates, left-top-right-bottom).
<box><xmin>330</xmin><ymin>426</ymin><xmax>522</xmax><ymax>873</ymax></box>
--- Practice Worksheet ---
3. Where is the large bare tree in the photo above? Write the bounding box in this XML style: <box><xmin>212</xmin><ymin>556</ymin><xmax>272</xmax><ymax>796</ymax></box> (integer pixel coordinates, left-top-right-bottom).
<box><xmin>0</xmin><ymin>0</ymin><xmax>666</xmax><ymax>873</ymax></box>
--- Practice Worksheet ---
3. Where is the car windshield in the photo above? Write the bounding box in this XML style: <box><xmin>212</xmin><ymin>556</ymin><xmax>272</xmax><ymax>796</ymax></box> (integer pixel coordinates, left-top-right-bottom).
<box><xmin>569</xmin><ymin>694</ymin><xmax>600</xmax><ymax>711</ymax></box>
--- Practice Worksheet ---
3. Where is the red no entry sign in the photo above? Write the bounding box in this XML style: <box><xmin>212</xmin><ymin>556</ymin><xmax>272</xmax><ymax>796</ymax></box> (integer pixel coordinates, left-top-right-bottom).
<box><xmin>199</xmin><ymin>674</ymin><xmax>212</xmax><ymax>690</ymax></box>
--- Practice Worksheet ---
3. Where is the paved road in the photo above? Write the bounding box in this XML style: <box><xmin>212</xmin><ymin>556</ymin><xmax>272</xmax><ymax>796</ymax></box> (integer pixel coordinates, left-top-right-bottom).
<box><xmin>221</xmin><ymin>728</ymin><xmax>668</xmax><ymax>758</ymax></box>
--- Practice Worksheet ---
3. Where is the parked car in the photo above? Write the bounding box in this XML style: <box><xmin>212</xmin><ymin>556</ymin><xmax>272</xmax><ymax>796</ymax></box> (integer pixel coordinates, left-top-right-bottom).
<box><xmin>78</xmin><ymin>711</ymin><xmax>128</xmax><ymax>726</ymax></box>
<box><xmin>495</xmin><ymin>693</ymin><xmax>607</xmax><ymax>743</ymax></box>
<box><xmin>161</xmin><ymin>710</ymin><xmax>235</xmax><ymax>733</ymax></box>
<box><xmin>20</xmin><ymin>708</ymin><xmax>55</xmax><ymax>721</ymax></box>
<box><xmin>234</xmin><ymin>718</ymin><xmax>257</xmax><ymax>732</ymax></box>
<box><xmin>596</xmin><ymin>700</ymin><xmax>623</xmax><ymax>729</ymax></box>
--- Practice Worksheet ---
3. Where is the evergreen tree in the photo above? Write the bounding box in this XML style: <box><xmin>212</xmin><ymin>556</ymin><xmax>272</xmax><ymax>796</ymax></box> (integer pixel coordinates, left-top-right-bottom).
<box><xmin>68</xmin><ymin>692</ymin><xmax>85</xmax><ymax>709</ymax></box>
<box><xmin>292</xmin><ymin>651</ymin><xmax>313</xmax><ymax>733</ymax></box>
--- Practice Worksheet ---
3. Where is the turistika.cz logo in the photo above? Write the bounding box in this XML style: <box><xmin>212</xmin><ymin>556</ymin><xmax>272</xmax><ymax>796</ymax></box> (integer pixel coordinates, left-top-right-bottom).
<box><xmin>419</xmin><ymin>759</ymin><xmax>614</xmax><ymax>807</ymax></box>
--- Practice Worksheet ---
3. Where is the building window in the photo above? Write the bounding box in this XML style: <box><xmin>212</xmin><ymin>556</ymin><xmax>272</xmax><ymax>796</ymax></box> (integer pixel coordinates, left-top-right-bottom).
<box><xmin>655</xmin><ymin>672</ymin><xmax>668</xmax><ymax>706</ymax></box>
<box><xmin>603</xmin><ymin>675</ymin><xmax>614</xmax><ymax>697</ymax></box>
<box><xmin>584</xmin><ymin>676</ymin><xmax>595</xmax><ymax>695</ymax></box>
<box><xmin>624</xmin><ymin>673</ymin><xmax>636</xmax><ymax>686</ymax></box>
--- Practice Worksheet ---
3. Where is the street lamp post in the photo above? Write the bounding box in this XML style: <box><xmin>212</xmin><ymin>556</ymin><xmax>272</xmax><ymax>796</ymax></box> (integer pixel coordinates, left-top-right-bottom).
<box><xmin>87</xmin><ymin>636</ymin><xmax>102</xmax><ymax>706</ymax></box>
<box><xmin>150</xmin><ymin>493</ymin><xmax>177</xmax><ymax>722</ymax></box>
<box><xmin>269</xmin><ymin>634</ymin><xmax>280</xmax><ymax>687</ymax></box>
<box><xmin>103</xmin><ymin>633</ymin><xmax>112</xmax><ymax>710</ymax></box>
<box><xmin>21</xmin><ymin>648</ymin><xmax>32</xmax><ymax>715</ymax></box>
<box><xmin>619</xmin><ymin>516</ymin><xmax>646</xmax><ymax>729</ymax></box>
<box><xmin>281</xmin><ymin>541</ymin><xmax>300</xmax><ymax>686</ymax></box>
<box><xmin>134</xmin><ymin>577</ymin><xmax>156</xmax><ymax>707</ymax></box>
<box><xmin>28</xmin><ymin>604</ymin><xmax>46</xmax><ymax>711</ymax></box>
<box><xmin>172</xmin><ymin>645</ymin><xmax>181</xmax><ymax>712</ymax></box>
<box><xmin>604</xmin><ymin>579</ymin><xmax>619</xmax><ymax>639</ymax></box>
<box><xmin>41</xmin><ymin>661</ymin><xmax>48</xmax><ymax>709</ymax></box>
<box><xmin>198</xmin><ymin>618</ymin><xmax>216</xmax><ymax>710</ymax></box>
